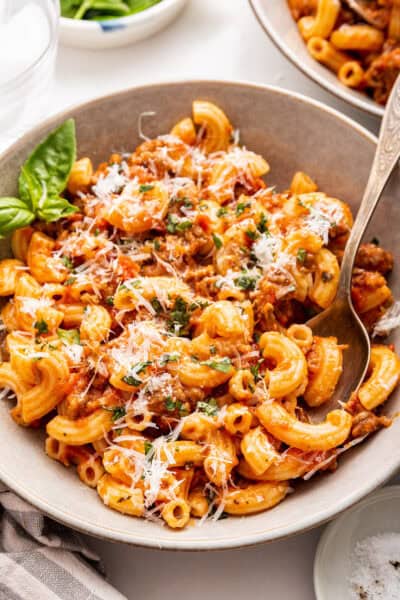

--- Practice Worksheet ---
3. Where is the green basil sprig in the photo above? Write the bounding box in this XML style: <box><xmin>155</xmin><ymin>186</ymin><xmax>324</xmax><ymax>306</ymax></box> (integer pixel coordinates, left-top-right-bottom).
<box><xmin>0</xmin><ymin>119</ymin><xmax>79</xmax><ymax>238</ymax></box>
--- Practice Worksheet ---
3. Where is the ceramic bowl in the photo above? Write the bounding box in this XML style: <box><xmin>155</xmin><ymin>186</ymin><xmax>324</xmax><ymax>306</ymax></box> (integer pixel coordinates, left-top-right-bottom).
<box><xmin>59</xmin><ymin>0</ymin><xmax>187</xmax><ymax>49</ymax></box>
<box><xmin>314</xmin><ymin>486</ymin><xmax>400</xmax><ymax>599</ymax></box>
<box><xmin>0</xmin><ymin>80</ymin><xmax>399</xmax><ymax>550</ymax></box>
<box><xmin>249</xmin><ymin>0</ymin><xmax>384</xmax><ymax>118</ymax></box>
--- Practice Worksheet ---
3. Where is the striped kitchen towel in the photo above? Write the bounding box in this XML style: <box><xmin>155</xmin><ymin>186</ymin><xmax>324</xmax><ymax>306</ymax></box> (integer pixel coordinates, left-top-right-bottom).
<box><xmin>0</xmin><ymin>483</ymin><xmax>127</xmax><ymax>600</ymax></box>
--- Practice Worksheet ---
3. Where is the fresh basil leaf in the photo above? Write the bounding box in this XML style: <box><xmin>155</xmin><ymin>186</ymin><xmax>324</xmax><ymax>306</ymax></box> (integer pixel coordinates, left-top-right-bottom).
<box><xmin>19</xmin><ymin>119</ymin><xmax>76</xmax><ymax>204</ymax></box>
<box><xmin>37</xmin><ymin>195</ymin><xmax>78</xmax><ymax>223</ymax></box>
<box><xmin>0</xmin><ymin>198</ymin><xmax>34</xmax><ymax>238</ymax></box>
<box><xmin>19</xmin><ymin>165</ymin><xmax>43</xmax><ymax>212</ymax></box>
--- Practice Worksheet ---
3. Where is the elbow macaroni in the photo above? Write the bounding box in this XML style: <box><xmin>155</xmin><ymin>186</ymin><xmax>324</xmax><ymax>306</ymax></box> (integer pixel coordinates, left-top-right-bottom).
<box><xmin>289</xmin><ymin>0</ymin><xmax>400</xmax><ymax>106</ymax></box>
<box><xmin>0</xmin><ymin>100</ymin><xmax>398</xmax><ymax>530</ymax></box>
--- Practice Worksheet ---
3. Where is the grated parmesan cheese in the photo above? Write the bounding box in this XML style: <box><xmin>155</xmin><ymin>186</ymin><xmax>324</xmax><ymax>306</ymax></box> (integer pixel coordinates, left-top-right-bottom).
<box><xmin>15</xmin><ymin>296</ymin><xmax>53</xmax><ymax>317</ymax></box>
<box><xmin>373</xmin><ymin>301</ymin><xmax>400</xmax><ymax>338</ymax></box>
<box><xmin>92</xmin><ymin>163</ymin><xmax>128</xmax><ymax>201</ymax></box>
<box><xmin>253</xmin><ymin>233</ymin><xmax>282</xmax><ymax>269</ymax></box>
<box><xmin>303</xmin><ymin>207</ymin><xmax>332</xmax><ymax>245</ymax></box>
<box><xmin>138</xmin><ymin>111</ymin><xmax>156</xmax><ymax>141</ymax></box>
<box><xmin>349</xmin><ymin>533</ymin><xmax>400</xmax><ymax>600</ymax></box>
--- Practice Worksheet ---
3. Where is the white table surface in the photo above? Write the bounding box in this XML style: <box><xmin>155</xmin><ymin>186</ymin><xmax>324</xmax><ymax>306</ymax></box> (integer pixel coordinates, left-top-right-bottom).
<box><xmin>17</xmin><ymin>1</ymin><xmax>389</xmax><ymax>598</ymax></box>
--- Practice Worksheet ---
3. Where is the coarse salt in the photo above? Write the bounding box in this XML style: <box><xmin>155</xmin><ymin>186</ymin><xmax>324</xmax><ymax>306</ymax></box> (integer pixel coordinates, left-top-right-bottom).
<box><xmin>349</xmin><ymin>532</ymin><xmax>400</xmax><ymax>599</ymax></box>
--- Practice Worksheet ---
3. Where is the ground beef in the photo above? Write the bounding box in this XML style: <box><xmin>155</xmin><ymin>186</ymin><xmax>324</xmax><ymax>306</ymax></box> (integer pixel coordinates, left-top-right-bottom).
<box><xmin>351</xmin><ymin>410</ymin><xmax>391</xmax><ymax>438</ymax></box>
<box><xmin>351</xmin><ymin>268</ymin><xmax>390</xmax><ymax>314</ymax></box>
<box><xmin>365</xmin><ymin>46</ymin><xmax>400</xmax><ymax>105</ymax></box>
<box><xmin>355</xmin><ymin>243</ymin><xmax>393</xmax><ymax>274</ymax></box>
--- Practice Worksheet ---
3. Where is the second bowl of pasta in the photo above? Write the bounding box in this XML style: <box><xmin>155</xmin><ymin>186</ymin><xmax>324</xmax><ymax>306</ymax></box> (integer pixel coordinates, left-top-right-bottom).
<box><xmin>249</xmin><ymin>0</ymin><xmax>395</xmax><ymax>117</ymax></box>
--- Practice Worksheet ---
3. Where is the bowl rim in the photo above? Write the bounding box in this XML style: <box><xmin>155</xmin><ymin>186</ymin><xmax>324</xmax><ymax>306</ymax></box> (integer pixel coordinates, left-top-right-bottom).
<box><xmin>313</xmin><ymin>485</ymin><xmax>400</xmax><ymax>599</ymax></box>
<box><xmin>0</xmin><ymin>78</ymin><xmax>395</xmax><ymax>551</ymax></box>
<box><xmin>248</xmin><ymin>0</ymin><xmax>384</xmax><ymax>119</ymax></box>
<box><xmin>59</xmin><ymin>0</ymin><xmax>185</xmax><ymax>29</ymax></box>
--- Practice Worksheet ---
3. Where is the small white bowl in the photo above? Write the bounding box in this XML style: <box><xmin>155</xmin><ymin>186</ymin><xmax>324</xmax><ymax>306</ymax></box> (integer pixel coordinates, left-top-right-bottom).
<box><xmin>314</xmin><ymin>486</ymin><xmax>400</xmax><ymax>599</ymax></box>
<box><xmin>249</xmin><ymin>0</ymin><xmax>384</xmax><ymax>118</ymax></box>
<box><xmin>60</xmin><ymin>0</ymin><xmax>188</xmax><ymax>49</ymax></box>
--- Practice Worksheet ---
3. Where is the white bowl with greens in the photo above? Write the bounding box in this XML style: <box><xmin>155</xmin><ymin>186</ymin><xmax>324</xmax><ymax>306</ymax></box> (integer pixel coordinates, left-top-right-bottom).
<box><xmin>60</xmin><ymin>0</ymin><xmax>188</xmax><ymax>49</ymax></box>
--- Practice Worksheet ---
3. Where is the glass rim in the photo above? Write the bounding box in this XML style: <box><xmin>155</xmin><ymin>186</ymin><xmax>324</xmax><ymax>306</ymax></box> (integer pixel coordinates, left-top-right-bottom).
<box><xmin>0</xmin><ymin>0</ymin><xmax>60</xmax><ymax>93</ymax></box>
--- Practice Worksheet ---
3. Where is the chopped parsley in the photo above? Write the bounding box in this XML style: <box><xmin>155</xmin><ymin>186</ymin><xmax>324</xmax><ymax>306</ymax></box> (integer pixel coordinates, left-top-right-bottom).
<box><xmin>197</xmin><ymin>397</ymin><xmax>219</xmax><ymax>416</ymax></box>
<box><xmin>34</xmin><ymin>319</ymin><xmax>48</xmax><ymax>335</ymax></box>
<box><xmin>217</xmin><ymin>207</ymin><xmax>228</xmax><ymax>217</ymax></box>
<box><xmin>297</xmin><ymin>248</ymin><xmax>307</xmax><ymax>264</ymax></box>
<box><xmin>139</xmin><ymin>183</ymin><xmax>155</xmax><ymax>193</ymax></box>
<box><xmin>164</xmin><ymin>396</ymin><xmax>176</xmax><ymax>411</ymax></box>
<box><xmin>124</xmin><ymin>279</ymin><xmax>141</xmax><ymax>289</ymax></box>
<box><xmin>144</xmin><ymin>440</ymin><xmax>153</xmax><ymax>457</ymax></box>
<box><xmin>245</xmin><ymin>229</ymin><xmax>258</xmax><ymax>241</ymax></box>
<box><xmin>153</xmin><ymin>238</ymin><xmax>161</xmax><ymax>251</ymax></box>
<box><xmin>64</xmin><ymin>276</ymin><xmax>77</xmax><ymax>286</ymax></box>
<box><xmin>165</xmin><ymin>397</ymin><xmax>188</xmax><ymax>415</ymax></box>
<box><xmin>200</xmin><ymin>357</ymin><xmax>232</xmax><ymax>373</ymax></box>
<box><xmin>234</xmin><ymin>274</ymin><xmax>258</xmax><ymax>291</ymax></box>
<box><xmin>168</xmin><ymin>297</ymin><xmax>192</xmax><ymax>336</ymax></box>
<box><xmin>250</xmin><ymin>359</ymin><xmax>263</xmax><ymax>382</ymax></box>
<box><xmin>121</xmin><ymin>375</ymin><xmax>143</xmax><ymax>387</ymax></box>
<box><xmin>212</xmin><ymin>233</ymin><xmax>223</xmax><ymax>249</ymax></box>
<box><xmin>159</xmin><ymin>352</ymin><xmax>180</xmax><ymax>366</ymax></box>
<box><xmin>257</xmin><ymin>213</ymin><xmax>268</xmax><ymax>233</ymax></box>
<box><xmin>236</xmin><ymin>201</ymin><xmax>250</xmax><ymax>216</ymax></box>
<box><xmin>61</xmin><ymin>255</ymin><xmax>73</xmax><ymax>270</ymax></box>
<box><xmin>166</xmin><ymin>214</ymin><xmax>192</xmax><ymax>234</ymax></box>
<box><xmin>57</xmin><ymin>328</ymin><xmax>80</xmax><ymax>345</ymax></box>
<box><xmin>181</xmin><ymin>197</ymin><xmax>193</xmax><ymax>208</ymax></box>
<box><xmin>112</xmin><ymin>407</ymin><xmax>126</xmax><ymax>422</ymax></box>
<box><xmin>121</xmin><ymin>361</ymin><xmax>152</xmax><ymax>386</ymax></box>
<box><xmin>150</xmin><ymin>296</ymin><xmax>163</xmax><ymax>314</ymax></box>
<box><xmin>105</xmin><ymin>296</ymin><xmax>114</xmax><ymax>306</ymax></box>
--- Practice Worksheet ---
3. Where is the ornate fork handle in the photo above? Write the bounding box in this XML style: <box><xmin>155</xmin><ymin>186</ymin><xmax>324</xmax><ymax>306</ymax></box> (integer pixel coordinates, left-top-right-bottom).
<box><xmin>338</xmin><ymin>75</ymin><xmax>400</xmax><ymax>297</ymax></box>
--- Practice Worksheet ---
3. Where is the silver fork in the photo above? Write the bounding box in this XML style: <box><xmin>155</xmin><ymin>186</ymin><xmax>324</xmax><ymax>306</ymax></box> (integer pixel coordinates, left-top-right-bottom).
<box><xmin>307</xmin><ymin>75</ymin><xmax>400</xmax><ymax>421</ymax></box>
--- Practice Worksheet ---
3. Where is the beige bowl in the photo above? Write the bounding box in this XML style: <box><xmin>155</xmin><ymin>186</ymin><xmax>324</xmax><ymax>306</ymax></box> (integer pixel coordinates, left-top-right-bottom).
<box><xmin>0</xmin><ymin>81</ymin><xmax>398</xmax><ymax>550</ymax></box>
<box><xmin>249</xmin><ymin>0</ymin><xmax>384</xmax><ymax>118</ymax></box>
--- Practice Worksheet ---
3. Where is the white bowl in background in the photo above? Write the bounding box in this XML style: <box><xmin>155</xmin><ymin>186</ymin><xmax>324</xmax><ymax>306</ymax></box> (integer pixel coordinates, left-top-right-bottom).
<box><xmin>60</xmin><ymin>0</ymin><xmax>188</xmax><ymax>49</ymax></box>
<box><xmin>249</xmin><ymin>0</ymin><xmax>384</xmax><ymax>118</ymax></box>
<box><xmin>314</xmin><ymin>486</ymin><xmax>400</xmax><ymax>599</ymax></box>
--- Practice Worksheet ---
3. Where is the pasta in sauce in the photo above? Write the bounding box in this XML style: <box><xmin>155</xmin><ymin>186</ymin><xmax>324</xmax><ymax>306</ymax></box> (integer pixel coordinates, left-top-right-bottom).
<box><xmin>0</xmin><ymin>100</ymin><xmax>399</xmax><ymax>528</ymax></box>
<box><xmin>288</xmin><ymin>0</ymin><xmax>400</xmax><ymax>106</ymax></box>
